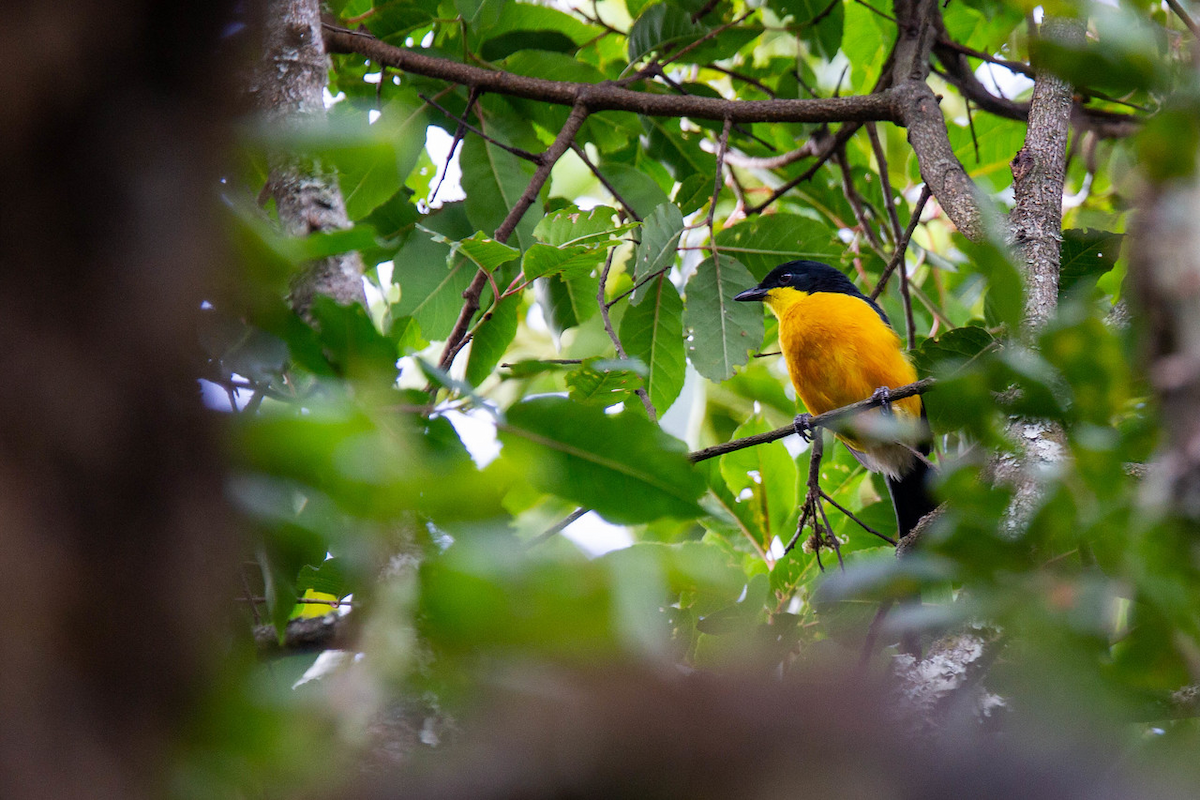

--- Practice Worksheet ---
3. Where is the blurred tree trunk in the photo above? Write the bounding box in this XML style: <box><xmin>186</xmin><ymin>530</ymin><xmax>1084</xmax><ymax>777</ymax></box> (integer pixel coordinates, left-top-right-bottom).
<box><xmin>1130</xmin><ymin>176</ymin><xmax>1200</xmax><ymax>521</ymax></box>
<box><xmin>0</xmin><ymin>3</ymin><xmax>241</xmax><ymax>798</ymax></box>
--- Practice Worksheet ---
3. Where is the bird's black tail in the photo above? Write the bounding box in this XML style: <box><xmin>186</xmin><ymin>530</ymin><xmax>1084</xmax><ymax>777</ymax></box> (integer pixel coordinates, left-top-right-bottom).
<box><xmin>885</xmin><ymin>455</ymin><xmax>936</xmax><ymax>538</ymax></box>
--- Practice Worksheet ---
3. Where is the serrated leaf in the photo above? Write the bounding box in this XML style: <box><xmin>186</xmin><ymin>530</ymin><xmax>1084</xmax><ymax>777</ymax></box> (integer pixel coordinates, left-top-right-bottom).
<box><xmin>619</xmin><ymin>274</ymin><xmax>686</xmax><ymax>414</ymax></box>
<box><xmin>714</xmin><ymin>214</ymin><xmax>841</xmax><ymax>279</ymax></box>
<box><xmin>533</xmin><ymin>205</ymin><xmax>636</xmax><ymax>248</ymax></box>
<box><xmin>1059</xmin><ymin>228</ymin><xmax>1123</xmax><ymax>295</ymax></box>
<box><xmin>522</xmin><ymin>243</ymin><xmax>606</xmax><ymax>281</ymax></box>
<box><xmin>685</xmin><ymin>255</ymin><xmax>764</xmax><ymax>381</ymax></box>
<box><xmin>567</xmin><ymin>357</ymin><xmax>647</xmax><ymax>406</ymax></box>
<box><xmin>465</xmin><ymin>294</ymin><xmax>520</xmax><ymax>386</ymax></box>
<box><xmin>499</xmin><ymin>396</ymin><xmax>705</xmax><ymax>523</ymax></box>
<box><xmin>631</xmin><ymin>203</ymin><xmax>684</xmax><ymax>305</ymax></box>
<box><xmin>418</xmin><ymin>227</ymin><xmax>521</xmax><ymax>271</ymax></box>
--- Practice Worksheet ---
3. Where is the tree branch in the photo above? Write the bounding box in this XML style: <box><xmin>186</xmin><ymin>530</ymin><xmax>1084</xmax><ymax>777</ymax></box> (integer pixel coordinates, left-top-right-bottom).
<box><xmin>688</xmin><ymin>378</ymin><xmax>935</xmax><ymax>462</ymax></box>
<box><xmin>1007</xmin><ymin>16</ymin><xmax>1081</xmax><ymax>333</ymax></box>
<box><xmin>323</xmin><ymin>24</ymin><xmax>902</xmax><ymax>125</ymax></box>
<box><xmin>437</xmin><ymin>103</ymin><xmax>591</xmax><ymax>372</ymax></box>
<box><xmin>258</xmin><ymin>0</ymin><xmax>367</xmax><ymax>314</ymax></box>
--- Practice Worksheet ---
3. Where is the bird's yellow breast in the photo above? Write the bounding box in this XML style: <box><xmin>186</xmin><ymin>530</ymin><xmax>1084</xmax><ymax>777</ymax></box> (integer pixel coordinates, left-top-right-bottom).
<box><xmin>765</xmin><ymin>287</ymin><xmax>922</xmax><ymax>427</ymax></box>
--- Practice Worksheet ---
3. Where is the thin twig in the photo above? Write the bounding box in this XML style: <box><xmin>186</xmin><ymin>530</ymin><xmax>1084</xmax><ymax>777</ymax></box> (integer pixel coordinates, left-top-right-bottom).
<box><xmin>820</xmin><ymin>489</ymin><xmax>896</xmax><ymax>545</ymax></box>
<box><xmin>865</xmin><ymin>121</ymin><xmax>903</xmax><ymax>245</ymax></box>
<box><xmin>570</xmin><ymin>142</ymin><xmax>642</xmax><ymax>221</ymax></box>
<box><xmin>658</xmin><ymin>10</ymin><xmax>756</xmax><ymax>71</ymax></box>
<box><xmin>418</xmin><ymin>92</ymin><xmax>540</xmax><ymax>163</ymax></box>
<box><xmin>745</xmin><ymin>123</ymin><xmax>861</xmax><ymax>214</ymax></box>
<box><xmin>723</xmin><ymin>139</ymin><xmax>817</xmax><ymax>170</ymax></box>
<box><xmin>1166</xmin><ymin>0</ymin><xmax>1200</xmax><ymax>38</ymax></box>
<box><xmin>437</xmin><ymin>103</ymin><xmax>591</xmax><ymax>374</ymax></box>
<box><xmin>687</xmin><ymin>377</ymin><xmax>935</xmax><ymax>462</ymax></box>
<box><xmin>833</xmin><ymin>144</ymin><xmax>884</xmax><ymax>252</ymax></box>
<box><xmin>605</xmin><ymin>264</ymin><xmax>672</xmax><ymax>310</ymax></box>
<box><xmin>597</xmin><ymin>249</ymin><xmax>658</xmax><ymax>420</ymax></box>
<box><xmin>869</xmin><ymin>184</ymin><xmax>931</xmax><ymax>301</ymax></box>
<box><xmin>429</xmin><ymin>87</ymin><xmax>480</xmax><ymax>204</ymax></box>
<box><xmin>707</xmin><ymin>117</ymin><xmax>733</xmax><ymax>248</ymax></box>
<box><xmin>527</xmin><ymin>507</ymin><xmax>589</xmax><ymax>547</ymax></box>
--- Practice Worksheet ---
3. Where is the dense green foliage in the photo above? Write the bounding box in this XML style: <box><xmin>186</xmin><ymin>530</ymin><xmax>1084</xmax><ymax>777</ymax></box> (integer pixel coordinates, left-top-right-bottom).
<box><xmin>197</xmin><ymin>0</ymin><xmax>1200</xmax><ymax>791</ymax></box>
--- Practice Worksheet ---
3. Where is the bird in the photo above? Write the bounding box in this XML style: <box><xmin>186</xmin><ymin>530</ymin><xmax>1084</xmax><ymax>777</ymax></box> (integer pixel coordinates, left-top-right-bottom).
<box><xmin>733</xmin><ymin>259</ymin><xmax>935</xmax><ymax>539</ymax></box>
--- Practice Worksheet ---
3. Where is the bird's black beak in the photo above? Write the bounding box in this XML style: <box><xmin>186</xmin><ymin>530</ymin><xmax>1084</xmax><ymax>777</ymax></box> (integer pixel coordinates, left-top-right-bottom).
<box><xmin>734</xmin><ymin>286</ymin><xmax>768</xmax><ymax>302</ymax></box>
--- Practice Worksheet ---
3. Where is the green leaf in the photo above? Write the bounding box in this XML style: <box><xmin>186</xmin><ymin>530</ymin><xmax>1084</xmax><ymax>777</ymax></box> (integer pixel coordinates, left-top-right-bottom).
<box><xmin>960</xmin><ymin>235</ymin><xmax>1024</xmax><ymax>332</ymax></box>
<box><xmin>392</xmin><ymin>205</ymin><xmax>477</xmax><ymax>340</ymax></box>
<box><xmin>522</xmin><ymin>244</ymin><xmax>606</xmax><ymax>281</ymax></box>
<box><xmin>541</xmin><ymin>273</ymin><xmax>599</xmax><ymax>334</ymax></box>
<box><xmin>499</xmin><ymin>396</ymin><xmax>705</xmax><ymax>523</ymax></box>
<box><xmin>296</xmin><ymin>558</ymin><xmax>350</xmax><ymax>598</ymax></box>
<box><xmin>309</xmin><ymin>296</ymin><xmax>400</xmax><ymax>383</ymax></box>
<box><xmin>628</xmin><ymin>4</ymin><xmax>705</xmax><ymax>62</ymax></box>
<box><xmin>801</xmin><ymin>0</ymin><xmax>844</xmax><ymax>61</ymax></box>
<box><xmin>338</xmin><ymin>92</ymin><xmax>430</xmax><ymax>219</ymax></box>
<box><xmin>685</xmin><ymin>255</ymin><xmax>764</xmax><ymax>381</ymax></box>
<box><xmin>418</xmin><ymin>227</ymin><xmax>521</xmax><ymax>272</ymax></box>
<box><xmin>480</xmin><ymin>30</ymin><xmax>578</xmax><ymax>61</ymax></box>
<box><xmin>841</xmin><ymin>0</ymin><xmax>893</xmax><ymax>93</ymax></box>
<box><xmin>365</xmin><ymin>0</ymin><xmax>435</xmax><ymax>44</ymax></box>
<box><xmin>465</xmin><ymin>294</ymin><xmax>520</xmax><ymax>387</ymax></box>
<box><xmin>567</xmin><ymin>357</ymin><xmax>648</xmax><ymax>406</ymax></box>
<box><xmin>295</xmin><ymin>225</ymin><xmax>378</xmax><ymax>260</ymax></box>
<box><xmin>769</xmin><ymin>0</ymin><xmax>836</xmax><ymax>25</ymax></box>
<box><xmin>674</xmin><ymin>173</ymin><xmax>713</xmax><ymax>215</ymax></box>
<box><xmin>714</xmin><ymin>214</ymin><xmax>841</xmax><ymax>279</ymax></box>
<box><xmin>598</xmin><ymin>161</ymin><xmax>674</xmax><ymax>219</ymax></box>
<box><xmin>460</xmin><ymin>122</ymin><xmax>541</xmax><ymax>251</ymax></box>
<box><xmin>631</xmin><ymin>203</ymin><xmax>684</xmax><ymax>305</ymax></box>
<box><xmin>533</xmin><ymin>205</ymin><xmax>635</xmax><ymax>247</ymax></box>
<box><xmin>619</xmin><ymin>274</ymin><xmax>686</xmax><ymax>414</ymax></box>
<box><xmin>720</xmin><ymin>415</ymin><xmax>798</xmax><ymax>544</ymax></box>
<box><xmin>911</xmin><ymin>325</ymin><xmax>997</xmax><ymax>376</ymax></box>
<box><xmin>1059</xmin><ymin>228</ymin><xmax>1123</xmax><ymax>296</ymax></box>
<box><xmin>947</xmin><ymin>114</ymin><xmax>1027</xmax><ymax>190</ymax></box>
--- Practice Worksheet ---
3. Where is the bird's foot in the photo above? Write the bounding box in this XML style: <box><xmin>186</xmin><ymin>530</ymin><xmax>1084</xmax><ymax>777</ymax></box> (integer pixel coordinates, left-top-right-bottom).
<box><xmin>871</xmin><ymin>386</ymin><xmax>893</xmax><ymax>416</ymax></box>
<box><xmin>793</xmin><ymin>413</ymin><xmax>815</xmax><ymax>443</ymax></box>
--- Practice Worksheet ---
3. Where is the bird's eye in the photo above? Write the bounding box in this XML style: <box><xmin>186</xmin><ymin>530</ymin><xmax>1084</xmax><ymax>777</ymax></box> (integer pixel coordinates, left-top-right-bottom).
<box><xmin>779</xmin><ymin>273</ymin><xmax>793</xmax><ymax>283</ymax></box>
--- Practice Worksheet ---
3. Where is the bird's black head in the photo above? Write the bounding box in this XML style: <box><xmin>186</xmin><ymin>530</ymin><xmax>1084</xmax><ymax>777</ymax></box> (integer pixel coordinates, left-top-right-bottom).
<box><xmin>733</xmin><ymin>260</ymin><xmax>887</xmax><ymax>323</ymax></box>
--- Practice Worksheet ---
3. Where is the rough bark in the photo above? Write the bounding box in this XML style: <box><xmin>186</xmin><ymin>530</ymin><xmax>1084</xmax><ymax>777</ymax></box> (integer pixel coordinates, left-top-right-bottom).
<box><xmin>1008</xmin><ymin>16</ymin><xmax>1083</xmax><ymax>333</ymax></box>
<box><xmin>255</xmin><ymin>0</ymin><xmax>367</xmax><ymax>313</ymax></box>
<box><xmin>0</xmin><ymin>3</ymin><xmax>240</xmax><ymax>798</ymax></box>
<box><xmin>987</xmin><ymin>16</ymin><xmax>1080</xmax><ymax>536</ymax></box>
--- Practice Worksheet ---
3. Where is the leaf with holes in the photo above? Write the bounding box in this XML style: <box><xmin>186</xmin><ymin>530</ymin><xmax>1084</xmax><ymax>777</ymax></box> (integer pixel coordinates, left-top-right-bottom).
<box><xmin>567</xmin><ymin>358</ymin><xmax>647</xmax><ymax>406</ymax></box>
